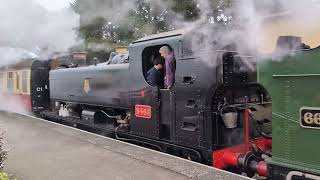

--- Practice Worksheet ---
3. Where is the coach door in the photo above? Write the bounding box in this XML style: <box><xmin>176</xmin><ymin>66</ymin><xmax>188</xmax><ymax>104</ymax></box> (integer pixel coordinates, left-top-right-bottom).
<box><xmin>31</xmin><ymin>60</ymin><xmax>50</xmax><ymax>115</ymax></box>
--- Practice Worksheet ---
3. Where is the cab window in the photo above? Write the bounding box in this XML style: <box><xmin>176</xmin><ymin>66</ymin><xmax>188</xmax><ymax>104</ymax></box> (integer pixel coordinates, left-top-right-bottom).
<box><xmin>142</xmin><ymin>45</ymin><xmax>165</xmax><ymax>88</ymax></box>
<box><xmin>142</xmin><ymin>45</ymin><xmax>175</xmax><ymax>89</ymax></box>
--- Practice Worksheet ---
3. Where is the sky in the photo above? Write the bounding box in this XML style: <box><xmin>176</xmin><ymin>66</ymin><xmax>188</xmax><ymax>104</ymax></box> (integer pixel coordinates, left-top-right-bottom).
<box><xmin>34</xmin><ymin>0</ymin><xmax>74</xmax><ymax>11</ymax></box>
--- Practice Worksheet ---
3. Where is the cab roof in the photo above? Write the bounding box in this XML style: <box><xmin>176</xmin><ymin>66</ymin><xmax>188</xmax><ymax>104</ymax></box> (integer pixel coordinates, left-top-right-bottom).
<box><xmin>133</xmin><ymin>28</ymin><xmax>191</xmax><ymax>44</ymax></box>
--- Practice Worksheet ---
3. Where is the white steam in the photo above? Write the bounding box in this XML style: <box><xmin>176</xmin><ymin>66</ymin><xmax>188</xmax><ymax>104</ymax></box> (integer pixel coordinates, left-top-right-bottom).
<box><xmin>78</xmin><ymin>1</ymin><xmax>136</xmax><ymax>25</ymax></box>
<box><xmin>0</xmin><ymin>48</ymin><xmax>38</xmax><ymax>67</ymax></box>
<box><xmin>0</xmin><ymin>0</ymin><xmax>79</xmax><ymax>114</ymax></box>
<box><xmin>0</xmin><ymin>94</ymin><xmax>30</xmax><ymax>115</ymax></box>
<box><xmin>0</xmin><ymin>0</ymin><xmax>80</xmax><ymax>65</ymax></box>
<box><xmin>187</xmin><ymin>0</ymin><xmax>320</xmax><ymax>65</ymax></box>
<box><xmin>236</xmin><ymin>0</ymin><xmax>320</xmax><ymax>53</ymax></box>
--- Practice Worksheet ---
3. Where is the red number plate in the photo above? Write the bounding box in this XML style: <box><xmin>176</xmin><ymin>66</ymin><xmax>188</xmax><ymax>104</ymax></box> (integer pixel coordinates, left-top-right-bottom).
<box><xmin>135</xmin><ymin>105</ymin><xmax>152</xmax><ymax>119</ymax></box>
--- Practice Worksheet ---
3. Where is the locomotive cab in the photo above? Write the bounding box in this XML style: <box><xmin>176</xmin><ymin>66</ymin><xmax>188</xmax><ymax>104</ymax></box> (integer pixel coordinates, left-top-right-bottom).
<box><xmin>129</xmin><ymin>25</ymin><xmax>272</xmax><ymax>167</ymax></box>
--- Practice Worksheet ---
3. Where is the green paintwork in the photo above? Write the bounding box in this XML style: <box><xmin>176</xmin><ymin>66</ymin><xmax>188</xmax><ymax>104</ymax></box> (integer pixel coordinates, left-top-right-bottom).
<box><xmin>258</xmin><ymin>47</ymin><xmax>320</xmax><ymax>174</ymax></box>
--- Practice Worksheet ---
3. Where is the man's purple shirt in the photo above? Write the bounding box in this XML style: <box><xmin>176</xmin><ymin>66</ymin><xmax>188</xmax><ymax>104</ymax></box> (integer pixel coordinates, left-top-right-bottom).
<box><xmin>164</xmin><ymin>53</ymin><xmax>176</xmax><ymax>88</ymax></box>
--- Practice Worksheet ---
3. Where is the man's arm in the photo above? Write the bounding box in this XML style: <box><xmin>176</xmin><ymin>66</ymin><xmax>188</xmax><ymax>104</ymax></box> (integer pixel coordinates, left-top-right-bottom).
<box><xmin>166</xmin><ymin>58</ymin><xmax>175</xmax><ymax>88</ymax></box>
<box><xmin>147</xmin><ymin>70</ymin><xmax>157</xmax><ymax>86</ymax></box>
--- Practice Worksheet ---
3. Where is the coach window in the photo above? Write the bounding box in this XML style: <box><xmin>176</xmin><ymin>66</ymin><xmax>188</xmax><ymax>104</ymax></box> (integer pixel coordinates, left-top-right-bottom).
<box><xmin>7</xmin><ymin>72</ymin><xmax>13</xmax><ymax>92</ymax></box>
<box><xmin>16</xmin><ymin>72</ymin><xmax>20</xmax><ymax>91</ymax></box>
<box><xmin>22</xmin><ymin>71</ymin><xmax>28</xmax><ymax>94</ymax></box>
<box><xmin>142</xmin><ymin>45</ymin><xmax>169</xmax><ymax>88</ymax></box>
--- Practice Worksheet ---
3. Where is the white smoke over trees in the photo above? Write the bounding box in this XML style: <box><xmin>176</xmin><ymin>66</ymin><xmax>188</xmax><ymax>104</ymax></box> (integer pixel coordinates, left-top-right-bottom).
<box><xmin>0</xmin><ymin>0</ymin><xmax>318</xmax><ymax>64</ymax></box>
<box><xmin>0</xmin><ymin>0</ymin><xmax>80</xmax><ymax>66</ymax></box>
<box><xmin>75</xmin><ymin>0</ymin><xmax>178</xmax><ymax>47</ymax></box>
<box><xmin>76</xmin><ymin>0</ymin><xmax>320</xmax><ymax>45</ymax></box>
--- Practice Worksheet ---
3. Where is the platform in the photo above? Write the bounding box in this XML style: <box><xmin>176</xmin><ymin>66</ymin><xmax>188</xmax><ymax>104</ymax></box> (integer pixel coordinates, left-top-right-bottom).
<box><xmin>0</xmin><ymin>111</ymin><xmax>250</xmax><ymax>180</ymax></box>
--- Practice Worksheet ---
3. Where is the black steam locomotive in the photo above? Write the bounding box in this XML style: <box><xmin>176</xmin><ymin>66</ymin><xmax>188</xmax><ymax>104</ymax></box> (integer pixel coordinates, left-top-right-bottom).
<box><xmin>31</xmin><ymin>25</ymin><xmax>272</xmax><ymax>177</ymax></box>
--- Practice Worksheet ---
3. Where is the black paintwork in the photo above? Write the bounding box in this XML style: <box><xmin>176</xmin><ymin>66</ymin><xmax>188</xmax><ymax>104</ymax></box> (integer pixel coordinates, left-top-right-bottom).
<box><xmin>35</xmin><ymin>25</ymin><xmax>265</xmax><ymax>166</ymax></box>
<box><xmin>50</xmin><ymin>63</ymin><xmax>132</xmax><ymax>109</ymax></box>
<box><xmin>31</xmin><ymin>60</ymin><xmax>50</xmax><ymax>114</ymax></box>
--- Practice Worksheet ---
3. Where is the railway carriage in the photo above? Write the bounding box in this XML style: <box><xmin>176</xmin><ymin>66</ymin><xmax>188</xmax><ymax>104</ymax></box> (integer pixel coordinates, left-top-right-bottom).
<box><xmin>0</xmin><ymin>65</ymin><xmax>32</xmax><ymax>111</ymax></box>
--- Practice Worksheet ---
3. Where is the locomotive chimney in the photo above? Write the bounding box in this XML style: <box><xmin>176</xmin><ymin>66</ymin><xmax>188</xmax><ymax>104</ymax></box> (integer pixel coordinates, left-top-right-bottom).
<box><xmin>275</xmin><ymin>36</ymin><xmax>302</xmax><ymax>52</ymax></box>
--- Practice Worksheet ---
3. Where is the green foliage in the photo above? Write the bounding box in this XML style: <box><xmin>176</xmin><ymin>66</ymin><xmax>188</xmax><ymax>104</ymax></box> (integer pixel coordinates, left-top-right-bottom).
<box><xmin>79</xmin><ymin>17</ymin><xmax>106</xmax><ymax>42</ymax></box>
<box><xmin>128</xmin><ymin>0</ymin><xmax>173</xmax><ymax>34</ymax></box>
<box><xmin>0</xmin><ymin>172</ymin><xmax>12</xmax><ymax>180</ymax></box>
<box><xmin>171</xmin><ymin>0</ymin><xmax>200</xmax><ymax>21</ymax></box>
<box><xmin>0</xmin><ymin>133</ymin><xmax>7</xmax><ymax>170</ymax></box>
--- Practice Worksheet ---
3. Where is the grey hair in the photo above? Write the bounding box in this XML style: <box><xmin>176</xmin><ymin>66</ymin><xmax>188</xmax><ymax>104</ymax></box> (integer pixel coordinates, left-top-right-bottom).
<box><xmin>159</xmin><ymin>46</ymin><xmax>171</xmax><ymax>54</ymax></box>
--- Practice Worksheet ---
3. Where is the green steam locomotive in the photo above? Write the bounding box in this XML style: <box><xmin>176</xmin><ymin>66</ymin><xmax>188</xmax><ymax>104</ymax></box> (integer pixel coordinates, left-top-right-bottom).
<box><xmin>258</xmin><ymin>36</ymin><xmax>320</xmax><ymax>179</ymax></box>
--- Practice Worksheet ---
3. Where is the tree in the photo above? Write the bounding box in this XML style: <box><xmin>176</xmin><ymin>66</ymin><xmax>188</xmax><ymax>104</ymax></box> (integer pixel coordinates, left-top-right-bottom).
<box><xmin>73</xmin><ymin>0</ymin><xmax>174</xmax><ymax>47</ymax></box>
<box><xmin>72</xmin><ymin>0</ymin><xmax>234</xmax><ymax>49</ymax></box>
<box><xmin>79</xmin><ymin>17</ymin><xmax>106</xmax><ymax>42</ymax></box>
<box><xmin>171</xmin><ymin>0</ymin><xmax>200</xmax><ymax>21</ymax></box>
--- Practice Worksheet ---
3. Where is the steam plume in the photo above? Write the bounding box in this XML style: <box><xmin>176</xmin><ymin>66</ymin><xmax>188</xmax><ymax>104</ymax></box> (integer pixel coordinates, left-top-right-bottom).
<box><xmin>0</xmin><ymin>0</ymin><xmax>80</xmax><ymax>65</ymax></box>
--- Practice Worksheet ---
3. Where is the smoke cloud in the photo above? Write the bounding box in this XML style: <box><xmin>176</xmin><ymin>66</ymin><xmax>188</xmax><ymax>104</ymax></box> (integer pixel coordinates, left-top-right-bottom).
<box><xmin>0</xmin><ymin>94</ymin><xmax>30</xmax><ymax>115</ymax></box>
<box><xmin>186</xmin><ymin>0</ymin><xmax>320</xmax><ymax>65</ymax></box>
<box><xmin>81</xmin><ymin>0</ymin><xmax>320</xmax><ymax>64</ymax></box>
<box><xmin>0</xmin><ymin>0</ymin><xmax>80</xmax><ymax>65</ymax></box>
<box><xmin>0</xmin><ymin>48</ymin><xmax>38</xmax><ymax>67</ymax></box>
<box><xmin>235</xmin><ymin>0</ymin><xmax>320</xmax><ymax>53</ymax></box>
<box><xmin>0</xmin><ymin>0</ymin><xmax>79</xmax><ymax>114</ymax></box>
